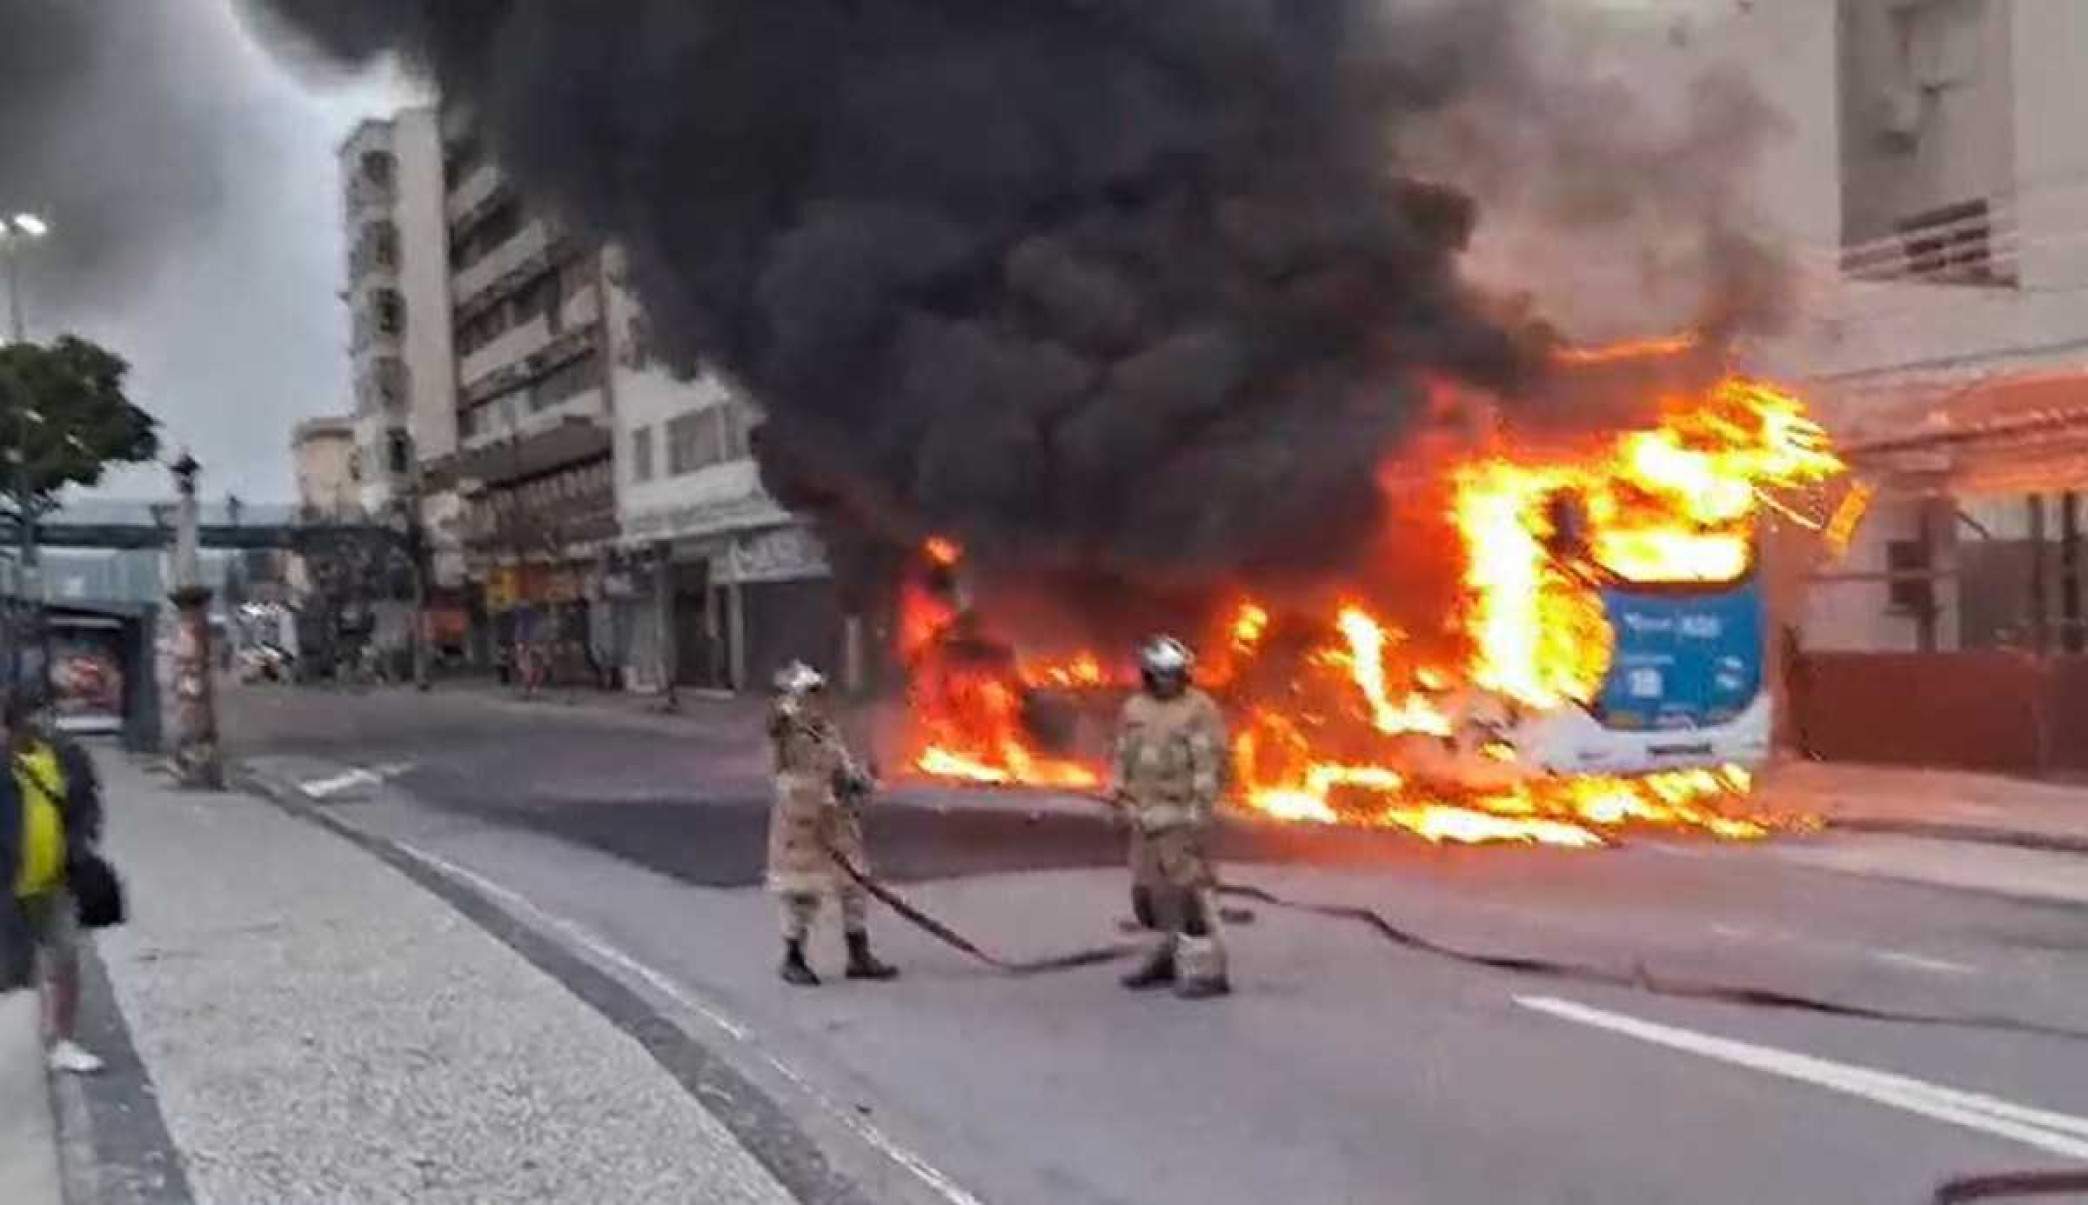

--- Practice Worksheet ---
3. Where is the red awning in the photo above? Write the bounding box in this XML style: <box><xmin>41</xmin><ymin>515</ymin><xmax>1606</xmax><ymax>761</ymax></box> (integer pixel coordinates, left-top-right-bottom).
<box><xmin>1844</xmin><ymin>371</ymin><xmax>2088</xmax><ymax>495</ymax></box>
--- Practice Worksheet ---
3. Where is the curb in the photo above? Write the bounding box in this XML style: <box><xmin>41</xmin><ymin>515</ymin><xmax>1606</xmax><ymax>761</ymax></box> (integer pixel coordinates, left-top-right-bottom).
<box><xmin>1823</xmin><ymin>817</ymin><xmax>2088</xmax><ymax>858</ymax></box>
<box><xmin>227</xmin><ymin>761</ymin><xmax>883</xmax><ymax>1205</ymax></box>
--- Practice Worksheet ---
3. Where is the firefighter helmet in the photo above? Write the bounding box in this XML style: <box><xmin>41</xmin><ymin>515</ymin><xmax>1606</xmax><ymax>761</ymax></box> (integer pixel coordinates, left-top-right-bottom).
<box><xmin>774</xmin><ymin>660</ymin><xmax>827</xmax><ymax>696</ymax></box>
<box><xmin>1138</xmin><ymin>636</ymin><xmax>1195</xmax><ymax>696</ymax></box>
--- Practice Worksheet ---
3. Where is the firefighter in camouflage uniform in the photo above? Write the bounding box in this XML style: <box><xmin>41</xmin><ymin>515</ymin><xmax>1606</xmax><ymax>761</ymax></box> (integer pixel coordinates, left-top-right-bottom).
<box><xmin>1110</xmin><ymin>636</ymin><xmax>1231</xmax><ymax>999</ymax></box>
<box><xmin>766</xmin><ymin>661</ymin><xmax>898</xmax><ymax>986</ymax></box>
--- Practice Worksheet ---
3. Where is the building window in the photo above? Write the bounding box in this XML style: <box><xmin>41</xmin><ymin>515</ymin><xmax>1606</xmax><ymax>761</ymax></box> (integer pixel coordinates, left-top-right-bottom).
<box><xmin>1886</xmin><ymin>539</ymin><xmax>1935</xmax><ymax>616</ymax></box>
<box><xmin>386</xmin><ymin>430</ymin><xmax>413</xmax><ymax>476</ymax></box>
<box><xmin>359</xmin><ymin>150</ymin><xmax>395</xmax><ymax>190</ymax></box>
<box><xmin>630</xmin><ymin>426</ymin><xmax>654</xmax><ymax>483</ymax></box>
<box><xmin>450</xmin><ymin>197</ymin><xmax>522</xmax><ymax>272</ymax></box>
<box><xmin>1896</xmin><ymin>200</ymin><xmax>2007</xmax><ymax>285</ymax></box>
<box><xmin>516</xmin><ymin>268</ymin><xmax>565</xmax><ymax>335</ymax></box>
<box><xmin>722</xmin><ymin>402</ymin><xmax>757</xmax><ymax>461</ymax></box>
<box><xmin>529</xmin><ymin>350</ymin><xmax>602</xmax><ymax>412</ymax></box>
<box><xmin>374</xmin><ymin>289</ymin><xmax>405</xmax><ymax>337</ymax></box>
<box><xmin>666</xmin><ymin>411</ymin><xmax>705</xmax><ymax>476</ymax></box>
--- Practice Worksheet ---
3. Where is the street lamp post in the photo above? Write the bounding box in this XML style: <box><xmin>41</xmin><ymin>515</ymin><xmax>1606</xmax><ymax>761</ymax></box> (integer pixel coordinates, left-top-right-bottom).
<box><xmin>167</xmin><ymin>452</ymin><xmax>223</xmax><ymax>788</ymax></box>
<box><xmin>1</xmin><ymin>213</ymin><xmax>52</xmax><ymax>345</ymax></box>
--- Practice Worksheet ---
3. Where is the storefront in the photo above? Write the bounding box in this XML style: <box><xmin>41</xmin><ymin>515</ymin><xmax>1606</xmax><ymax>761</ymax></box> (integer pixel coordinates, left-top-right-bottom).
<box><xmin>483</xmin><ymin>560</ymin><xmax>600</xmax><ymax>686</ymax></box>
<box><xmin>608</xmin><ymin>518</ymin><xmax>842</xmax><ymax>695</ymax></box>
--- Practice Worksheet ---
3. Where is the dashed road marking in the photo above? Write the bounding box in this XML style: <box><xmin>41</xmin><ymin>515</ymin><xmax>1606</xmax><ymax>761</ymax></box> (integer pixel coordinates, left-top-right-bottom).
<box><xmin>1517</xmin><ymin>995</ymin><xmax>2088</xmax><ymax>1159</ymax></box>
<box><xmin>298</xmin><ymin>761</ymin><xmax>416</xmax><ymax>799</ymax></box>
<box><xmin>1871</xmin><ymin>950</ymin><xmax>1979</xmax><ymax>976</ymax></box>
<box><xmin>1705</xmin><ymin>923</ymin><xmax>1980</xmax><ymax>976</ymax></box>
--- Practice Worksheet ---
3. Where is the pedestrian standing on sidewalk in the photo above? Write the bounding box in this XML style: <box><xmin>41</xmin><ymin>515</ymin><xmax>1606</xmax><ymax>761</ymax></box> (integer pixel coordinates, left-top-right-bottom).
<box><xmin>3</xmin><ymin>691</ymin><xmax>103</xmax><ymax>1073</ymax></box>
<box><xmin>765</xmin><ymin>661</ymin><xmax>898</xmax><ymax>987</ymax></box>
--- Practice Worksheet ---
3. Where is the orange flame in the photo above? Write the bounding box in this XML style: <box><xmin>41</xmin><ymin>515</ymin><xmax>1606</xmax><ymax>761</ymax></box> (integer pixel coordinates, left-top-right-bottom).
<box><xmin>902</xmin><ymin>373</ymin><xmax>1841</xmax><ymax>847</ymax></box>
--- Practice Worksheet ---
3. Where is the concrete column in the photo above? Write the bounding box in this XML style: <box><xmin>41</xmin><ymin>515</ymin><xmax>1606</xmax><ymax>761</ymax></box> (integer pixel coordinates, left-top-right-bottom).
<box><xmin>654</xmin><ymin>541</ymin><xmax>677</xmax><ymax>710</ymax></box>
<box><xmin>727</xmin><ymin>578</ymin><xmax>747</xmax><ymax>693</ymax></box>
<box><xmin>167</xmin><ymin>453</ymin><xmax>222</xmax><ymax>789</ymax></box>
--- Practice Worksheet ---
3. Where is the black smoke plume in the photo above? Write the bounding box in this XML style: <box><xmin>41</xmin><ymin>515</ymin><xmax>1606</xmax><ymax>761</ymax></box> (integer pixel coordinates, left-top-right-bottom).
<box><xmin>246</xmin><ymin>1</ymin><xmax>1768</xmax><ymax>609</ymax></box>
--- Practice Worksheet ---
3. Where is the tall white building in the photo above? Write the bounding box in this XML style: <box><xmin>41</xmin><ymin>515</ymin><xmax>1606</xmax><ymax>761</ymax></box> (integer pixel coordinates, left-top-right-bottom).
<box><xmin>337</xmin><ymin>110</ymin><xmax>455</xmax><ymax>517</ymax></box>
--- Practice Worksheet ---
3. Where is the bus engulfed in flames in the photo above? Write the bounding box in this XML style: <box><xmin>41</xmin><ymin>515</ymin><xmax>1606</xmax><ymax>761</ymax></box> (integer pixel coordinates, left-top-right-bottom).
<box><xmin>898</xmin><ymin>369</ymin><xmax>1843</xmax><ymax>847</ymax></box>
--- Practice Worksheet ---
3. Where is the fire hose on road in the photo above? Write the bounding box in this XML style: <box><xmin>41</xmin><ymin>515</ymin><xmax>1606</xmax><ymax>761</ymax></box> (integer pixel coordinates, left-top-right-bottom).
<box><xmin>822</xmin><ymin>811</ymin><xmax>2088</xmax><ymax>1045</ymax></box>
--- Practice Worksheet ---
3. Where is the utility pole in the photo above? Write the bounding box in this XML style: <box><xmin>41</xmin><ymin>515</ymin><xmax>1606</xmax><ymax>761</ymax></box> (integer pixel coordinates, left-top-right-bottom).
<box><xmin>10</xmin><ymin>403</ymin><xmax>40</xmax><ymax>691</ymax></box>
<box><xmin>168</xmin><ymin>452</ymin><xmax>223</xmax><ymax>788</ymax></box>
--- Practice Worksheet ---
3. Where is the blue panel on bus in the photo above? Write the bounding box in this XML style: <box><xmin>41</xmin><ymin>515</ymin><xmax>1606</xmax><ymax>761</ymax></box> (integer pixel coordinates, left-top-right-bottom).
<box><xmin>1596</xmin><ymin>579</ymin><xmax>1764</xmax><ymax>730</ymax></box>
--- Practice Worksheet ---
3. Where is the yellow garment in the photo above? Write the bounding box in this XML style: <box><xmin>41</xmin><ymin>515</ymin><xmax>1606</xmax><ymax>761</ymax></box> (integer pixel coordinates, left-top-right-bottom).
<box><xmin>13</xmin><ymin>744</ymin><xmax>66</xmax><ymax>899</ymax></box>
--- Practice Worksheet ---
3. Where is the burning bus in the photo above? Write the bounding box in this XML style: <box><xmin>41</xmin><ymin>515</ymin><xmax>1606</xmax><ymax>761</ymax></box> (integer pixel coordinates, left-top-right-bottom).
<box><xmin>898</xmin><ymin>366</ymin><xmax>1844</xmax><ymax>849</ymax></box>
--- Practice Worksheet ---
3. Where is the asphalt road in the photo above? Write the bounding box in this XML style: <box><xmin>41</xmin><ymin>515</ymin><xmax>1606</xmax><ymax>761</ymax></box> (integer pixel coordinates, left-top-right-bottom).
<box><xmin>220</xmin><ymin>684</ymin><xmax>2088</xmax><ymax>1205</ymax></box>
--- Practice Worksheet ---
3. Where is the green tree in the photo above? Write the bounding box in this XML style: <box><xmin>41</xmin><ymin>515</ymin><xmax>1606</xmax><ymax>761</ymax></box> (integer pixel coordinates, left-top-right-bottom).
<box><xmin>0</xmin><ymin>335</ymin><xmax>160</xmax><ymax>511</ymax></box>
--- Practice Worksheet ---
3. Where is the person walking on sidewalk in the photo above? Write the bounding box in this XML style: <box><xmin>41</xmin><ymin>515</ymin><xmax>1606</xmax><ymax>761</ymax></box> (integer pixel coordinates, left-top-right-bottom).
<box><xmin>3</xmin><ymin>692</ymin><xmax>102</xmax><ymax>1073</ymax></box>
<box><xmin>765</xmin><ymin>661</ymin><xmax>898</xmax><ymax>987</ymax></box>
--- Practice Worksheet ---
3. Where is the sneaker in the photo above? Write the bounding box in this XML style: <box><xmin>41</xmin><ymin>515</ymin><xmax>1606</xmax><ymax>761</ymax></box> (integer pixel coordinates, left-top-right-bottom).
<box><xmin>48</xmin><ymin>1040</ymin><xmax>104</xmax><ymax>1075</ymax></box>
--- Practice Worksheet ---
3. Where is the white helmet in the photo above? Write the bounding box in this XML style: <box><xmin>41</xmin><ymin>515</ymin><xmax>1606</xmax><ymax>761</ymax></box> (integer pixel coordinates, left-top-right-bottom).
<box><xmin>774</xmin><ymin>660</ymin><xmax>827</xmax><ymax>696</ymax></box>
<box><xmin>1138</xmin><ymin>636</ymin><xmax>1195</xmax><ymax>688</ymax></box>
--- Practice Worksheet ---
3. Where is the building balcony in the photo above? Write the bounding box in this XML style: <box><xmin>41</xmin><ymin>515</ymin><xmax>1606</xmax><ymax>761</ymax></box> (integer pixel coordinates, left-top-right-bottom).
<box><xmin>446</xmin><ymin>159</ymin><xmax>505</xmax><ymax>226</ymax></box>
<box><xmin>452</xmin><ymin>220</ymin><xmax>549</xmax><ymax>310</ymax></box>
<box><xmin>460</xmin><ymin>314</ymin><xmax>552</xmax><ymax>393</ymax></box>
<box><xmin>346</xmin><ymin>174</ymin><xmax>395</xmax><ymax>217</ymax></box>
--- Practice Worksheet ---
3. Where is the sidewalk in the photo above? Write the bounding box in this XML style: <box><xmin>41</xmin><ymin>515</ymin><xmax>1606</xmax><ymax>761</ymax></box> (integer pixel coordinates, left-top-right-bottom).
<box><xmin>0</xmin><ymin>990</ymin><xmax>59</xmax><ymax>1205</ymax></box>
<box><xmin>78</xmin><ymin>749</ymin><xmax>799</xmax><ymax>1203</ymax></box>
<box><xmin>1763</xmin><ymin>759</ymin><xmax>2088</xmax><ymax>853</ymax></box>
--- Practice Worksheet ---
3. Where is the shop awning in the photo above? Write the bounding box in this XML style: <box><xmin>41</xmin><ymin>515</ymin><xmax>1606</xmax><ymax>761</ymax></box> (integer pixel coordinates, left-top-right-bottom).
<box><xmin>1843</xmin><ymin>370</ymin><xmax>2088</xmax><ymax>496</ymax></box>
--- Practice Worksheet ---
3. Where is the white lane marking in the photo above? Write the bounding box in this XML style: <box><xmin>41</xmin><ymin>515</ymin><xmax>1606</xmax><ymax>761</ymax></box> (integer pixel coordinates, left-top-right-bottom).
<box><xmin>1705</xmin><ymin>924</ymin><xmax>1979</xmax><ymax>977</ymax></box>
<box><xmin>300</xmin><ymin>768</ymin><xmax>379</xmax><ymax>798</ymax></box>
<box><xmin>390</xmin><ymin>841</ymin><xmax>984</xmax><ymax>1205</ymax></box>
<box><xmin>299</xmin><ymin>761</ymin><xmax>417</xmax><ymax>799</ymax></box>
<box><xmin>1872</xmin><ymin>950</ymin><xmax>1979</xmax><ymax>976</ymax></box>
<box><xmin>1516</xmin><ymin>996</ymin><xmax>2088</xmax><ymax>1159</ymax></box>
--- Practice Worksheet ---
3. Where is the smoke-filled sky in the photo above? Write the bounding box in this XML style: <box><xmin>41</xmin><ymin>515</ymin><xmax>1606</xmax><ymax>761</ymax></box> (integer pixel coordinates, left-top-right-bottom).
<box><xmin>0</xmin><ymin>0</ymin><xmax>413</xmax><ymax>504</ymax></box>
<box><xmin>240</xmin><ymin>0</ymin><xmax>1784</xmax><ymax>603</ymax></box>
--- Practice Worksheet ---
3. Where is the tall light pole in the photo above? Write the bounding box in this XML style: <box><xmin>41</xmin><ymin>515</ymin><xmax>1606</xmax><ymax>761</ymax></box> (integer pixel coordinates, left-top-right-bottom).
<box><xmin>1</xmin><ymin>213</ymin><xmax>51</xmax><ymax>345</ymax></box>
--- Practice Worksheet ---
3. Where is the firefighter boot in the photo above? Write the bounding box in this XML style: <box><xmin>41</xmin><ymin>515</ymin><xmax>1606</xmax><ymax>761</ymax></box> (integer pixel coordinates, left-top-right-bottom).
<box><xmin>780</xmin><ymin>939</ymin><xmax>820</xmax><ymax>987</ymax></box>
<box><xmin>1121</xmin><ymin>939</ymin><xmax>1178</xmax><ymax>990</ymax></box>
<box><xmin>1174</xmin><ymin>934</ymin><xmax>1230</xmax><ymax>1000</ymax></box>
<box><xmin>845</xmin><ymin>931</ymin><xmax>899</xmax><ymax>981</ymax></box>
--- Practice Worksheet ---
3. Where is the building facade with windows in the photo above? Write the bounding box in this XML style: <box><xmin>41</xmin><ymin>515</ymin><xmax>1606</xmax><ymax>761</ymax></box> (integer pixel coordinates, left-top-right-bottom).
<box><xmin>431</xmin><ymin>102</ymin><xmax>618</xmax><ymax>682</ymax></box>
<box><xmin>1758</xmin><ymin>0</ymin><xmax>2088</xmax><ymax>657</ymax></box>
<box><xmin>337</xmin><ymin>110</ymin><xmax>455</xmax><ymax>518</ymax></box>
<box><xmin>604</xmin><ymin>248</ymin><xmax>843</xmax><ymax>695</ymax></box>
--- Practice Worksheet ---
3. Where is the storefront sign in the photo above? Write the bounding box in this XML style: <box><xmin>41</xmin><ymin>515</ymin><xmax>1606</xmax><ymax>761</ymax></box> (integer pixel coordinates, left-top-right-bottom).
<box><xmin>624</xmin><ymin>491</ymin><xmax>788</xmax><ymax>543</ymax></box>
<box><xmin>727</xmin><ymin>525</ymin><xmax>830</xmax><ymax>584</ymax></box>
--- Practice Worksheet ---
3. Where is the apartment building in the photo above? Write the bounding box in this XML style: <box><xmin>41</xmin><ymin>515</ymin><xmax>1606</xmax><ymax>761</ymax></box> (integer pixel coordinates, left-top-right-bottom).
<box><xmin>337</xmin><ymin>110</ymin><xmax>455</xmax><ymax>516</ymax></box>
<box><xmin>1767</xmin><ymin>0</ymin><xmax>2088</xmax><ymax>655</ymax></box>
<box><xmin>434</xmin><ymin>103</ymin><xmax>617</xmax><ymax>682</ymax></box>
<box><xmin>603</xmin><ymin>249</ymin><xmax>842</xmax><ymax>694</ymax></box>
